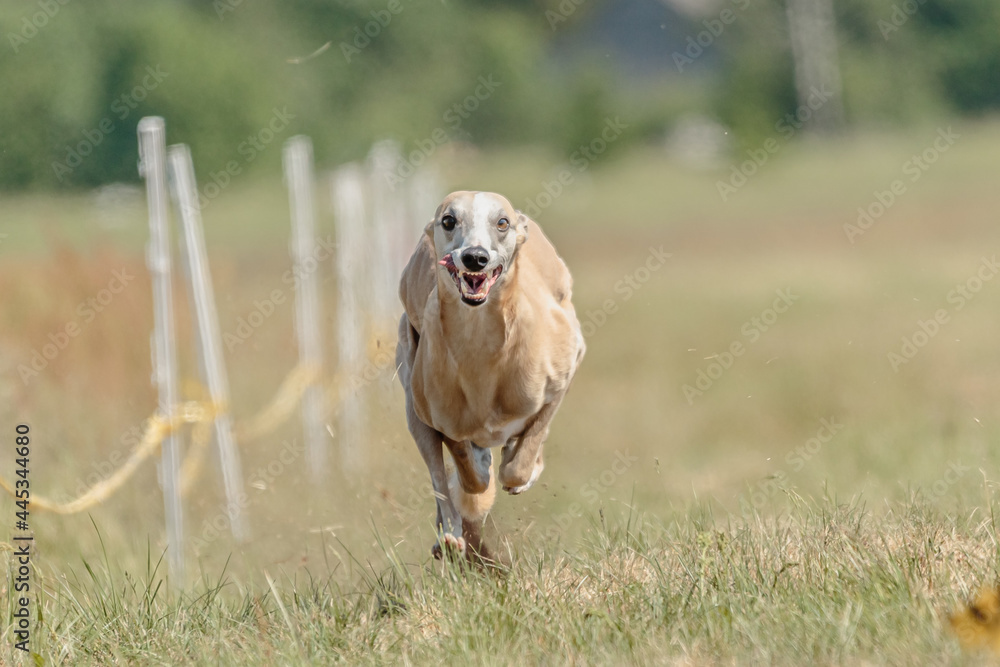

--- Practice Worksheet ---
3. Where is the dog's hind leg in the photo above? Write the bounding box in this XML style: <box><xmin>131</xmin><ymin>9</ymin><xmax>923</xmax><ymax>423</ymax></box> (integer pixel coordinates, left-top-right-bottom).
<box><xmin>444</xmin><ymin>438</ymin><xmax>492</xmax><ymax>494</ymax></box>
<box><xmin>446</xmin><ymin>457</ymin><xmax>496</xmax><ymax>562</ymax></box>
<box><xmin>444</xmin><ymin>438</ymin><xmax>496</xmax><ymax>559</ymax></box>
<box><xmin>445</xmin><ymin>440</ymin><xmax>495</xmax><ymax>511</ymax></box>
<box><xmin>499</xmin><ymin>396</ymin><xmax>563</xmax><ymax>495</ymax></box>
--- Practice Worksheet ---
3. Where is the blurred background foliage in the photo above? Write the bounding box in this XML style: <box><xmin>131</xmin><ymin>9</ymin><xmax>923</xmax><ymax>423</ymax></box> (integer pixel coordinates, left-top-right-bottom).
<box><xmin>0</xmin><ymin>0</ymin><xmax>998</xmax><ymax>190</ymax></box>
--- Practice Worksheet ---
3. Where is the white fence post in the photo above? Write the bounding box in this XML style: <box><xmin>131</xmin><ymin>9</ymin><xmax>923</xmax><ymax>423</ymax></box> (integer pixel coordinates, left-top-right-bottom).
<box><xmin>330</xmin><ymin>165</ymin><xmax>369</xmax><ymax>474</ymax></box>
<box><xmin>786</xmin><ymin>0</ymin><xmax>844</xmax><ymax>134</ymax></box>
<box><xmin>137</xmin><ymin>117</ymin><xmax>184</xmax><ymax>584</ymax></box>
<box><xmin>366</xmin><ymin>141</ymin><xmax>406</xmax><ymax>328</ymax></box>
<box><xmin>167</xmin><ymin>143</ymin><xmax>249</xmax><ymax>543</ymax></box>
<box><xmin>283</xmin><ymin>136</ymin><xmax>327</xmax><ymax>482</ymax></box>
<box><xmin>407</xmin><ymin>167</ymin><xmax>442</xmax><ymax>253</ymax></box>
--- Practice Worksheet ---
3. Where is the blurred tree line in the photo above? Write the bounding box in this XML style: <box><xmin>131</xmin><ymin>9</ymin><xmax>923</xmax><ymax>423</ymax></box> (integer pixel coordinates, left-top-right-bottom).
<box><xmin>0</xmin><ymin>0</ymin><xmax>997</xmax><ymax>190</ymax></box>
<box><xmin>718</xmin><ymin>0</ymin><xmax>1000</xmax><ymax>143</ymax></box>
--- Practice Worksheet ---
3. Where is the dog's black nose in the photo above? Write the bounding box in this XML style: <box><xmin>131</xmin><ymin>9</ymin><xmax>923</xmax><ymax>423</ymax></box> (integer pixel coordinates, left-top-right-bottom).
<box><xmin>461</xmin><ymin>246</ymin><xmax>490</xmax><ymax>271</ymax></box>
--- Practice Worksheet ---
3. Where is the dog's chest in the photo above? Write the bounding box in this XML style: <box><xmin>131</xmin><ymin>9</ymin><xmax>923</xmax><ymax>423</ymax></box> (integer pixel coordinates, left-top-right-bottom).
<box><xmin>483</xmin><ymin>414</ymin><xmax>531</xmax><ymax>447</ymax></box>
<box><xmin>416</xmin><ymin>352</ymin><xmax>546</xmax><ymax>447</ymax></box>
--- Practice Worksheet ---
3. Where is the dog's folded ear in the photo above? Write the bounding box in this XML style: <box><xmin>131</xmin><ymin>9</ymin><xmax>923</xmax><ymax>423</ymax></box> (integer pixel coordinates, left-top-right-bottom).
<box><xmin>425</xmin><ymin>202</ymin><xmax>445</xmax><ymax>240</ymax></box>
<box><xmin>515</xmin><ymin>212</ymin><xmax>530</xmax><ymax>246</ymax></box>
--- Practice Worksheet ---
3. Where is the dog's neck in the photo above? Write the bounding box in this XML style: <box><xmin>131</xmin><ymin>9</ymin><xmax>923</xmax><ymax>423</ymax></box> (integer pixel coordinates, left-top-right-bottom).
<box><xmin>435</xmin><ymin>258</ymin><xmax>521</xmax><ymax>358</ymax></box>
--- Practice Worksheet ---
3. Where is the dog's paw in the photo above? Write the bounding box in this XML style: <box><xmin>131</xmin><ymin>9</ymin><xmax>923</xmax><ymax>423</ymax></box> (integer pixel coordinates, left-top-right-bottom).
<box><xmin>431</xmin><ymin>533</ymin><xmax>467</xmax><ymax>560</ymax></box>
<box><xmin>503</xmin><ymin>482</ymin><xmax>531</xmax><ymax>495</ymax></box>
<box><xmin>503</xmin><ymin>455</ymin><xmax>544</xmax><ymax>495</ymax></box>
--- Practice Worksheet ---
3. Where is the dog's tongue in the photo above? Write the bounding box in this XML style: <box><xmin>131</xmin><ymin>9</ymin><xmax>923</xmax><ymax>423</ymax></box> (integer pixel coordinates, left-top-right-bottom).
<box><xmin>463</xmin><ymin>273</ymin><xmax>486</xmax><ymax>293</ymax></box>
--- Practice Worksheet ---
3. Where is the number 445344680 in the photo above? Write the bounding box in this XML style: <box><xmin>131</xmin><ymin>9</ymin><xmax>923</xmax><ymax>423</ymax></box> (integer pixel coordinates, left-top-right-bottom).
<box><xmin>14</xmin><ymin>424</ymin><xmax>29</xmax><ymax>530</ymax></box>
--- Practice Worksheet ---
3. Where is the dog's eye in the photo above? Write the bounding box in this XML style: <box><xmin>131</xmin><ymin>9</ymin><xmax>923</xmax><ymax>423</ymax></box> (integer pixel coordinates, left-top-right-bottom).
<box><xmin>441</xmin><ymin>214</ymin><xmax>456</xmax><ymax>231</ymax></box>
<box><xmin>496</xmin><ymin>218</ymin><xmax>509</xmax><ymax>232</ymax></box>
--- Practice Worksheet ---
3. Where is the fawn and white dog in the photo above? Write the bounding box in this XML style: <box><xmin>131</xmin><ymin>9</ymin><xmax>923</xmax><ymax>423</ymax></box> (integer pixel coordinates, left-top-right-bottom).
<box><xmin>395</xmin><ymin>191</ymin><xmax>585</xmax><ymax>558</ymax></box>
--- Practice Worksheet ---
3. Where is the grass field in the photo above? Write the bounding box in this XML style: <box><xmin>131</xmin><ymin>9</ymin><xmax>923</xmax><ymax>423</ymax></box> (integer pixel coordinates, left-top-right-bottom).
<box><xmin>3</xmin><ymin>118</ymin><xmax>1000</xmax><ymax>664</ymax></box>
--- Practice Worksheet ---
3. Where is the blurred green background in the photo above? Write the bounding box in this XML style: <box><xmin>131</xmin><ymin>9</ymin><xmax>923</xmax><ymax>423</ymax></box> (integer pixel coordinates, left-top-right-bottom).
<box><xmin>2</xmin><ymin>0</ymin><xmax>999</xmax><ymax>190</ymax></box>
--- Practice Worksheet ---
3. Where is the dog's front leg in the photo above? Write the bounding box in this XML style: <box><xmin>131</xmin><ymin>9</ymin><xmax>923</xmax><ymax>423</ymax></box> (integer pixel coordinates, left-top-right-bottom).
<box><xmin>408</xmin><ymin>406</ymin><xmax>466</xmax><ymax>557</ymax></box>
<box><xmin>499</xmin><ymin>395</ymin><xmax>564</xmax><ymax>495</ymax></box>
<box><xmin>401</xmin><ymin>382</ymin><xmax>464</xmax><ymax>556</ymax></box>
<box><xmin>398</xmin><ymin>316</ymin><xmax>464</xmax><ymax>557</ymax></box>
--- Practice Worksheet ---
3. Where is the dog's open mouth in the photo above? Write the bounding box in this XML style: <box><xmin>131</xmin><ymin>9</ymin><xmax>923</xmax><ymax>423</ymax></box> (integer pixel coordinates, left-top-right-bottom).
<box><xmin>439</xmin><ymin>256</ymin><xmax>503</xmax><ymax>306</ymax></box>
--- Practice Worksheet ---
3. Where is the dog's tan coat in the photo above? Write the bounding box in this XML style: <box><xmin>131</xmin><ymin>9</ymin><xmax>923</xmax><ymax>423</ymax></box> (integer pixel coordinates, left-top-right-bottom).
<box><xmin>396</xmin><ymin>191</ymin><xmax>584</xmax><ymax>557</ymax></box>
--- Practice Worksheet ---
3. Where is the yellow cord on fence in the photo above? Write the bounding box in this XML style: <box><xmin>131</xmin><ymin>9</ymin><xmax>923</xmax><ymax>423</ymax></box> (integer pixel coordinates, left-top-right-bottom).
<box><xmin>0</xmin><ymin>359</ymin><xmax>321</xmax><ymax>514</ymax></box>
<box><xmin>0</xmin><ymin>401</ymin><xmax>216</xmax><ymax>514</ymax></box>
<box><xmin>178</xmin><ymin>401</ymin><xmax>220</xmax><ymax>496</ymax></box>
<box><xmin>0</xmin><ymin>348</ymin><xmax>369</xmax><ymax>514</ymax></box>
<box><xmin>234</xmin><ymin>363</ymin><xmax>321</xmax><ymax>441</ymax></box>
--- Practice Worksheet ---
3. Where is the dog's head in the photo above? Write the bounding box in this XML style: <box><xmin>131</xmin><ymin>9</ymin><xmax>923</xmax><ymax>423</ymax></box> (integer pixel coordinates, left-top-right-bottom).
<box><xmin>426</xmin><ymin>191</ymin><xmax>528</xmax><ymax>307</ymax></box>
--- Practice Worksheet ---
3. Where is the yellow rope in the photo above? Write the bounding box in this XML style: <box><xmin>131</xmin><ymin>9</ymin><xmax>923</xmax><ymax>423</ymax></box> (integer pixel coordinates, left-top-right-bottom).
<box><xmin>0</xmin><ymin>338</ymin><xmax>382</xmax><ymax>514</ymax></box>
<box><xmin>234</xmin><ymin>363</ymin><xmax>321</xmax><ymax>441</ymax></box>
<box><xmin>0</xmin><ymin>403</ymin><xmax>212</xmax><ymax>515</ymax></box>
<box><xmin>0</xmin><ymin>362</ymin><xmax>318</xmax><ymax>514</ymax></box>
<box><xmin>178</xmin><ymin>401</ymin><xmax>222</xmax><ymax>496</ymax></box>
